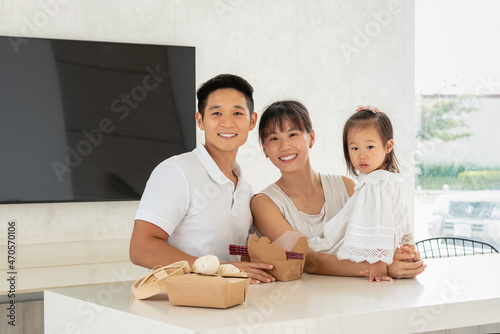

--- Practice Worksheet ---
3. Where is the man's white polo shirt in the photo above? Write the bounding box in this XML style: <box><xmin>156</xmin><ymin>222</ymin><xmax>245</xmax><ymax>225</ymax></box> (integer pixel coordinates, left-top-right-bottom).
<box><xmin>135</xmin><ymin>144</ymin><xmax>253</xmax><ymax>262</ymax></box>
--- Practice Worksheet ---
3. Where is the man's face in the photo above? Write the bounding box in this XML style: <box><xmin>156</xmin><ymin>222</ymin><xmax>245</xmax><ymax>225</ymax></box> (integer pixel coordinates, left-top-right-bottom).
<box><xmin>196</xmin><ymin>88</ymin><xmax>257</xmax><ymax>156</ymax></box>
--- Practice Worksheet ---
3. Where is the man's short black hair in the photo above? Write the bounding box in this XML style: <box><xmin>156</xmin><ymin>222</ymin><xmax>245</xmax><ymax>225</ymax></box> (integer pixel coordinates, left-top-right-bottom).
<box><xmin>196</xmin><ymin>74</ymin><xmax>254</xmax><ymax>117</ymax></box>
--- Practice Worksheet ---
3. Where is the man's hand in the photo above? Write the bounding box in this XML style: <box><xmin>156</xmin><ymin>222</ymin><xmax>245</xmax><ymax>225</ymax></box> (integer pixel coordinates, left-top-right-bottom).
<box><xmin>229</xmin><ymin>261</ymin><xmax>276</xmax><ymax>284</ymax></box>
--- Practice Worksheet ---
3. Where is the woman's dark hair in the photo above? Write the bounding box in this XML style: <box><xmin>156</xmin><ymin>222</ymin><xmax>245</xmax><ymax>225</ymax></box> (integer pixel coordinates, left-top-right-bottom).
<box><xmin>258</xmin><ymin>100</ymin><xmax>312</xmax><ymax>144</ymax></box>
<box><xmin>196</xmin><ymin>74</ymin><xmax>254</xmax><ymax>117</ymax></box>
<box><xmin>343</xmin><ymin>109</ymin><xmax>400</xmax><ymax>176</ymax></box>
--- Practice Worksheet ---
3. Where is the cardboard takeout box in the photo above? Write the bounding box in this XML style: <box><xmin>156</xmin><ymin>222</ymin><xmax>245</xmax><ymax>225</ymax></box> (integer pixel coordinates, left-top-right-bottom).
<box><xmin>164</xmin><ymin>273</ymin><xmax>250</xmax><ymax>309</ymax></box>
<box><xmin>131</xmin><ymin>261</ymin><xmax>191</xmax><ymax>300</ymax></box>
<box><xmin>247</xmin><ymin>232</ymin><xmax>308</xmax><ymax>282</ymax></box>
<box><xmin>131</xmin><ymin>260</ymin><xmax>249</xmax><ymax>309</ymax></box>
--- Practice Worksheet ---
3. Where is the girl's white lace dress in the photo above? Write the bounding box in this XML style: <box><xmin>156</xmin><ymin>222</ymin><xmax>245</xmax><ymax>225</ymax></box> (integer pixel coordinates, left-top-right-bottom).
<box><xmin>307</xmin><ymin>170</ymin><xmax>414</xmax><ymax>265</ymax></box>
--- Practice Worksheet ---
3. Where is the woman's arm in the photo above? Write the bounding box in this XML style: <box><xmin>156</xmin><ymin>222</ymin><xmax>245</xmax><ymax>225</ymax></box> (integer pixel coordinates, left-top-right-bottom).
<box><xmin>251</xmin><ymin>194</ymin><xmax>426</xmax><ymax>278</ymax></box>
<box><xmin>305</xmin><ymin>247</ymin><xmax>425</xmax><ymax>278</ymax></box>
<box><xmin>251</xmin><ymin>193</ymin><xmax>295</xmax><ymax>241</ymax></box>
<box><xmin>304</xmin><ymin>249</ymin><xmax>369</xmax><ymax>276</ymax></box>
<box><xmin>252</xmin><ymin>193</ymin><xmax>370</xmax><ymax>277</ymax></box>
<box><xmin>341</xmin><ymin>176</ymin><xmax>356</xmax><ymax>196</ymax></box>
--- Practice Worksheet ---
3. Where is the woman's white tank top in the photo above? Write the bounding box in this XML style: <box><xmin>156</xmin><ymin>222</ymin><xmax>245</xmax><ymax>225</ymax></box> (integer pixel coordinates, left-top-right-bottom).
<box><xmin>258</xmin><ymin>174</ymin><xmax>349</xmax><ymax>239</ymax></box>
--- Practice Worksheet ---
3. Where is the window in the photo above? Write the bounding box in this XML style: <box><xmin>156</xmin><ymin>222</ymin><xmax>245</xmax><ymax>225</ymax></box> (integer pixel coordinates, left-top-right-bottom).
<box><xmin>415</xmin><ymin>0</ymin><xmax>500</xmax><ymax>249</ymax></box>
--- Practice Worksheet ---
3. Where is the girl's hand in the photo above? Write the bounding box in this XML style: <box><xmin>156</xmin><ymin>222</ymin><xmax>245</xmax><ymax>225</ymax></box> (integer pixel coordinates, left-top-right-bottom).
<box><xmin>367</xmin><ymin>261</ymin><xmax>393</xmax><ymax>283</ymax></box>
<box><xmin>369</xmin><ymin>272</ymin><xmax>393</xmax><ymax>283</ymax></box>
<box><xmin>228</xmin><ymin>261</ymin><xmax>276</xmax><ymax>284</ymax></box>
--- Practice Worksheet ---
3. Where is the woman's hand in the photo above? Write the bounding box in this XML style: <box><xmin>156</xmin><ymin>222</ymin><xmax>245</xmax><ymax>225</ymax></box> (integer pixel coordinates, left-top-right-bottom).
<box><xmin>386</xmin><ymin>258</ymin><xmax>426</xmax><ymax>278</ymax></box>
<box><xmin>400</xmin><ymin>245</ymin><xmax>422</xmax><ymax>262</ymax></box>
<box><xmin>229</xmin><ymin>261</ymin><xmax>276</xmax><ymax>284</ymax></box>
<box><xmin>360</xmin><ymin>247</ymin><xmax>426</xmax><ymax>279</ymax></box>
<box><xmin>387</xmin><ymin>246</ymin><xmax>426</xmax><ymax>278</ymax></box>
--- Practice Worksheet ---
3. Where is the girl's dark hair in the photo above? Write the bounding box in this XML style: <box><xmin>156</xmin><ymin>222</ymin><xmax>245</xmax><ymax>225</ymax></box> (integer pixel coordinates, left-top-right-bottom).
<box><xmin>258</xmin><ymin>100</ymin><xmax>312</xmax><ymax>144</ymax></box>
<box><xmin>343</xmin><ymin>109</ymin><xmax>400</xmax><ymax>176</ymax></box>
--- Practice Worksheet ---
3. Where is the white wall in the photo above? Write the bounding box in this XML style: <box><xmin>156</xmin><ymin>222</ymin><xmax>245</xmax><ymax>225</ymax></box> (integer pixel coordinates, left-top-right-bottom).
<box><xmin>0</xmin><ymin>0</ymin><xmax>415</xmax><ymax>246</ymax></box>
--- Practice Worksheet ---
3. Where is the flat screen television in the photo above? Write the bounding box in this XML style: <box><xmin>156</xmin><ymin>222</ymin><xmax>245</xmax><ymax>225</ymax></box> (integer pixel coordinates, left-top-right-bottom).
<box><xmin>0</xmin><ymin>36</ymin><xmax>196</xmax><ymax>204</ymax></box>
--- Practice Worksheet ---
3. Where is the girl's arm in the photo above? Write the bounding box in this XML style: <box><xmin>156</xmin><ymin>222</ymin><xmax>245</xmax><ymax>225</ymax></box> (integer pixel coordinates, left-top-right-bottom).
<box><xmin>251</xmin><ymin>194</ymin><xmax>426</xmax><ymax>278</ymax></box>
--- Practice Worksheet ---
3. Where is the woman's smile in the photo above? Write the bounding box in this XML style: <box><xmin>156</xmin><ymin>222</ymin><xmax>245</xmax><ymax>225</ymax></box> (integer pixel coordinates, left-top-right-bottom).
<box><xmin>279</xmin><ymin>154</ymin><xmax>297</xmax><ymax>162</ymax></box>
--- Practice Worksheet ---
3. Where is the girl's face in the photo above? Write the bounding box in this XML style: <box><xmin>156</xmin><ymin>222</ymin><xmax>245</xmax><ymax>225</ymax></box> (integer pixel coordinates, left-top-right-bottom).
<box><xmin>262</xmin><ymin>120</ymin><xmax>315</xmax><ymax>173</ymax></box>
<box><xmin>347</xmin><ymin>125</ymin><xmax>393</xmax><ymax>174</ymax></box>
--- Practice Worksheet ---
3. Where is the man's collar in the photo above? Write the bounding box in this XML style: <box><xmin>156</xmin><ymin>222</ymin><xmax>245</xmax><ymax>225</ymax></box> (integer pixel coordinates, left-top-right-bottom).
<box><xmin>194</xmin><ymin>144</ymin><xmax>242</xmax><ymax>185</ymax></box>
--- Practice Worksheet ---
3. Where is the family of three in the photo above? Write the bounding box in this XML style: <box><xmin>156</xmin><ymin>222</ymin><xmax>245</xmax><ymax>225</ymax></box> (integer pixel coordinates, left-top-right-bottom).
<box><xmin>129</xmin><ymin>74</ymin><xmax>426</xmax><ymax>284</ymax></box>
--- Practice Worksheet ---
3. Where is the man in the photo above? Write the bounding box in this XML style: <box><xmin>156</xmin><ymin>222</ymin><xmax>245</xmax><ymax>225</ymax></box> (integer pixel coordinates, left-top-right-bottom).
<box><xmin>129</xmin><ymin>74</ymin><xmax>275</xmax><ymax>283</ymax></box>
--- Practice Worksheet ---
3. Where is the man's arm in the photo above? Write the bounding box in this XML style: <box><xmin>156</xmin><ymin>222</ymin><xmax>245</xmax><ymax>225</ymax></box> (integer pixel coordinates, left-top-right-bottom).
<box><xmin>129</xmin><ymin>219</ymin><xmax>276</xmax><ymax>283</ymax></box>
<box><xmin>129</xmin><ymin>220</ymin><xmax>198</xmax><ymax>268</ymax></box>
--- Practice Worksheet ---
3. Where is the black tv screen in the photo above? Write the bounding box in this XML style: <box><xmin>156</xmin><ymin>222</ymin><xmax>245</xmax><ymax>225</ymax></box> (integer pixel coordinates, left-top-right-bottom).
<box><xmin>0</xmin><ymin>36</ymin><xmax>196</xmax><ymax>204</ymax></box>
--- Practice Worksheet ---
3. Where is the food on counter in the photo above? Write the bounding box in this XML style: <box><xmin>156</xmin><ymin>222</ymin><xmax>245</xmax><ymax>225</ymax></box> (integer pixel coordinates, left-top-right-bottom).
<box><xmin>191</xmin><ymin>255</ymin><xmax>220</xmax><ymax>274</ymax></box>
<box><xmin>216</xmin><ymin>264</ymin><xmax>240</xmax><ymax>275</ymax></box>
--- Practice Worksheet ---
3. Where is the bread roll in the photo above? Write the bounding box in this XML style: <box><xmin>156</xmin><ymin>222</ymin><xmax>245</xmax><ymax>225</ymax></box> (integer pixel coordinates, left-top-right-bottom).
<box><xmin>191</xmin><ymin>255</ymin><xmax>220</xmax><ymax>274</ymax></box>
<box><xmin>216</xmin><ymin>264</ymin><xmax>241</xmax><ymax>275</ymax></box>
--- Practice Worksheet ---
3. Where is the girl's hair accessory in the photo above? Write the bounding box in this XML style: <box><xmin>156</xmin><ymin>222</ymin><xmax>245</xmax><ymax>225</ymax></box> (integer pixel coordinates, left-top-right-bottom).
<box><xmin>356</xmin><ymin>105</ymin><xmax>380</xmax><ymax>113</ymax></box>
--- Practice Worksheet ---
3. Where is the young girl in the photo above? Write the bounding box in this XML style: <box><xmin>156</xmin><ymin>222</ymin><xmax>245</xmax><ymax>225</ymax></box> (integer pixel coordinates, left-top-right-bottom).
<box><xmin>308</xmin><ymin>106</ymin><xmax>415</xmax><ymax>282</ymax></box>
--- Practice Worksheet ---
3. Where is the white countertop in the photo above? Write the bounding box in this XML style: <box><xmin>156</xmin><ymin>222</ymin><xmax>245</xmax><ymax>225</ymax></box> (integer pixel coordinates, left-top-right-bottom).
<box><xmin>45</xmin><ymin>254</ymin><xmax>500</xmax><ymax>334</ymax></box>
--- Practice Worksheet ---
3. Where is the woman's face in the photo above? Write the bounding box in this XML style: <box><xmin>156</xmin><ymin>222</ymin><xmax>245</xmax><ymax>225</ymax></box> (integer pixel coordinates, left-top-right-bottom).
<box><xmin>262</xmin><ymin>120</ymin><xmax>315</xmax><ymax>173</ymax></box>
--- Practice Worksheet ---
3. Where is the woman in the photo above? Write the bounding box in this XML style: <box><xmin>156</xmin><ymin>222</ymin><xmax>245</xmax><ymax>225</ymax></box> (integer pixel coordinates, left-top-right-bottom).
<box><xmin>251</xmin><ymin>101</ymin><xmax>425</xmax><ymax>278</ymax></box>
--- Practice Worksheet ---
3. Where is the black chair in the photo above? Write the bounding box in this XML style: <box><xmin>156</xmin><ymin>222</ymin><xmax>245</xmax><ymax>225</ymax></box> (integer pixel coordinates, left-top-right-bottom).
<box><xmin>415</xmin><ymin>237</ymin><xmax>499</xmax><ymax>259</ymax></box>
